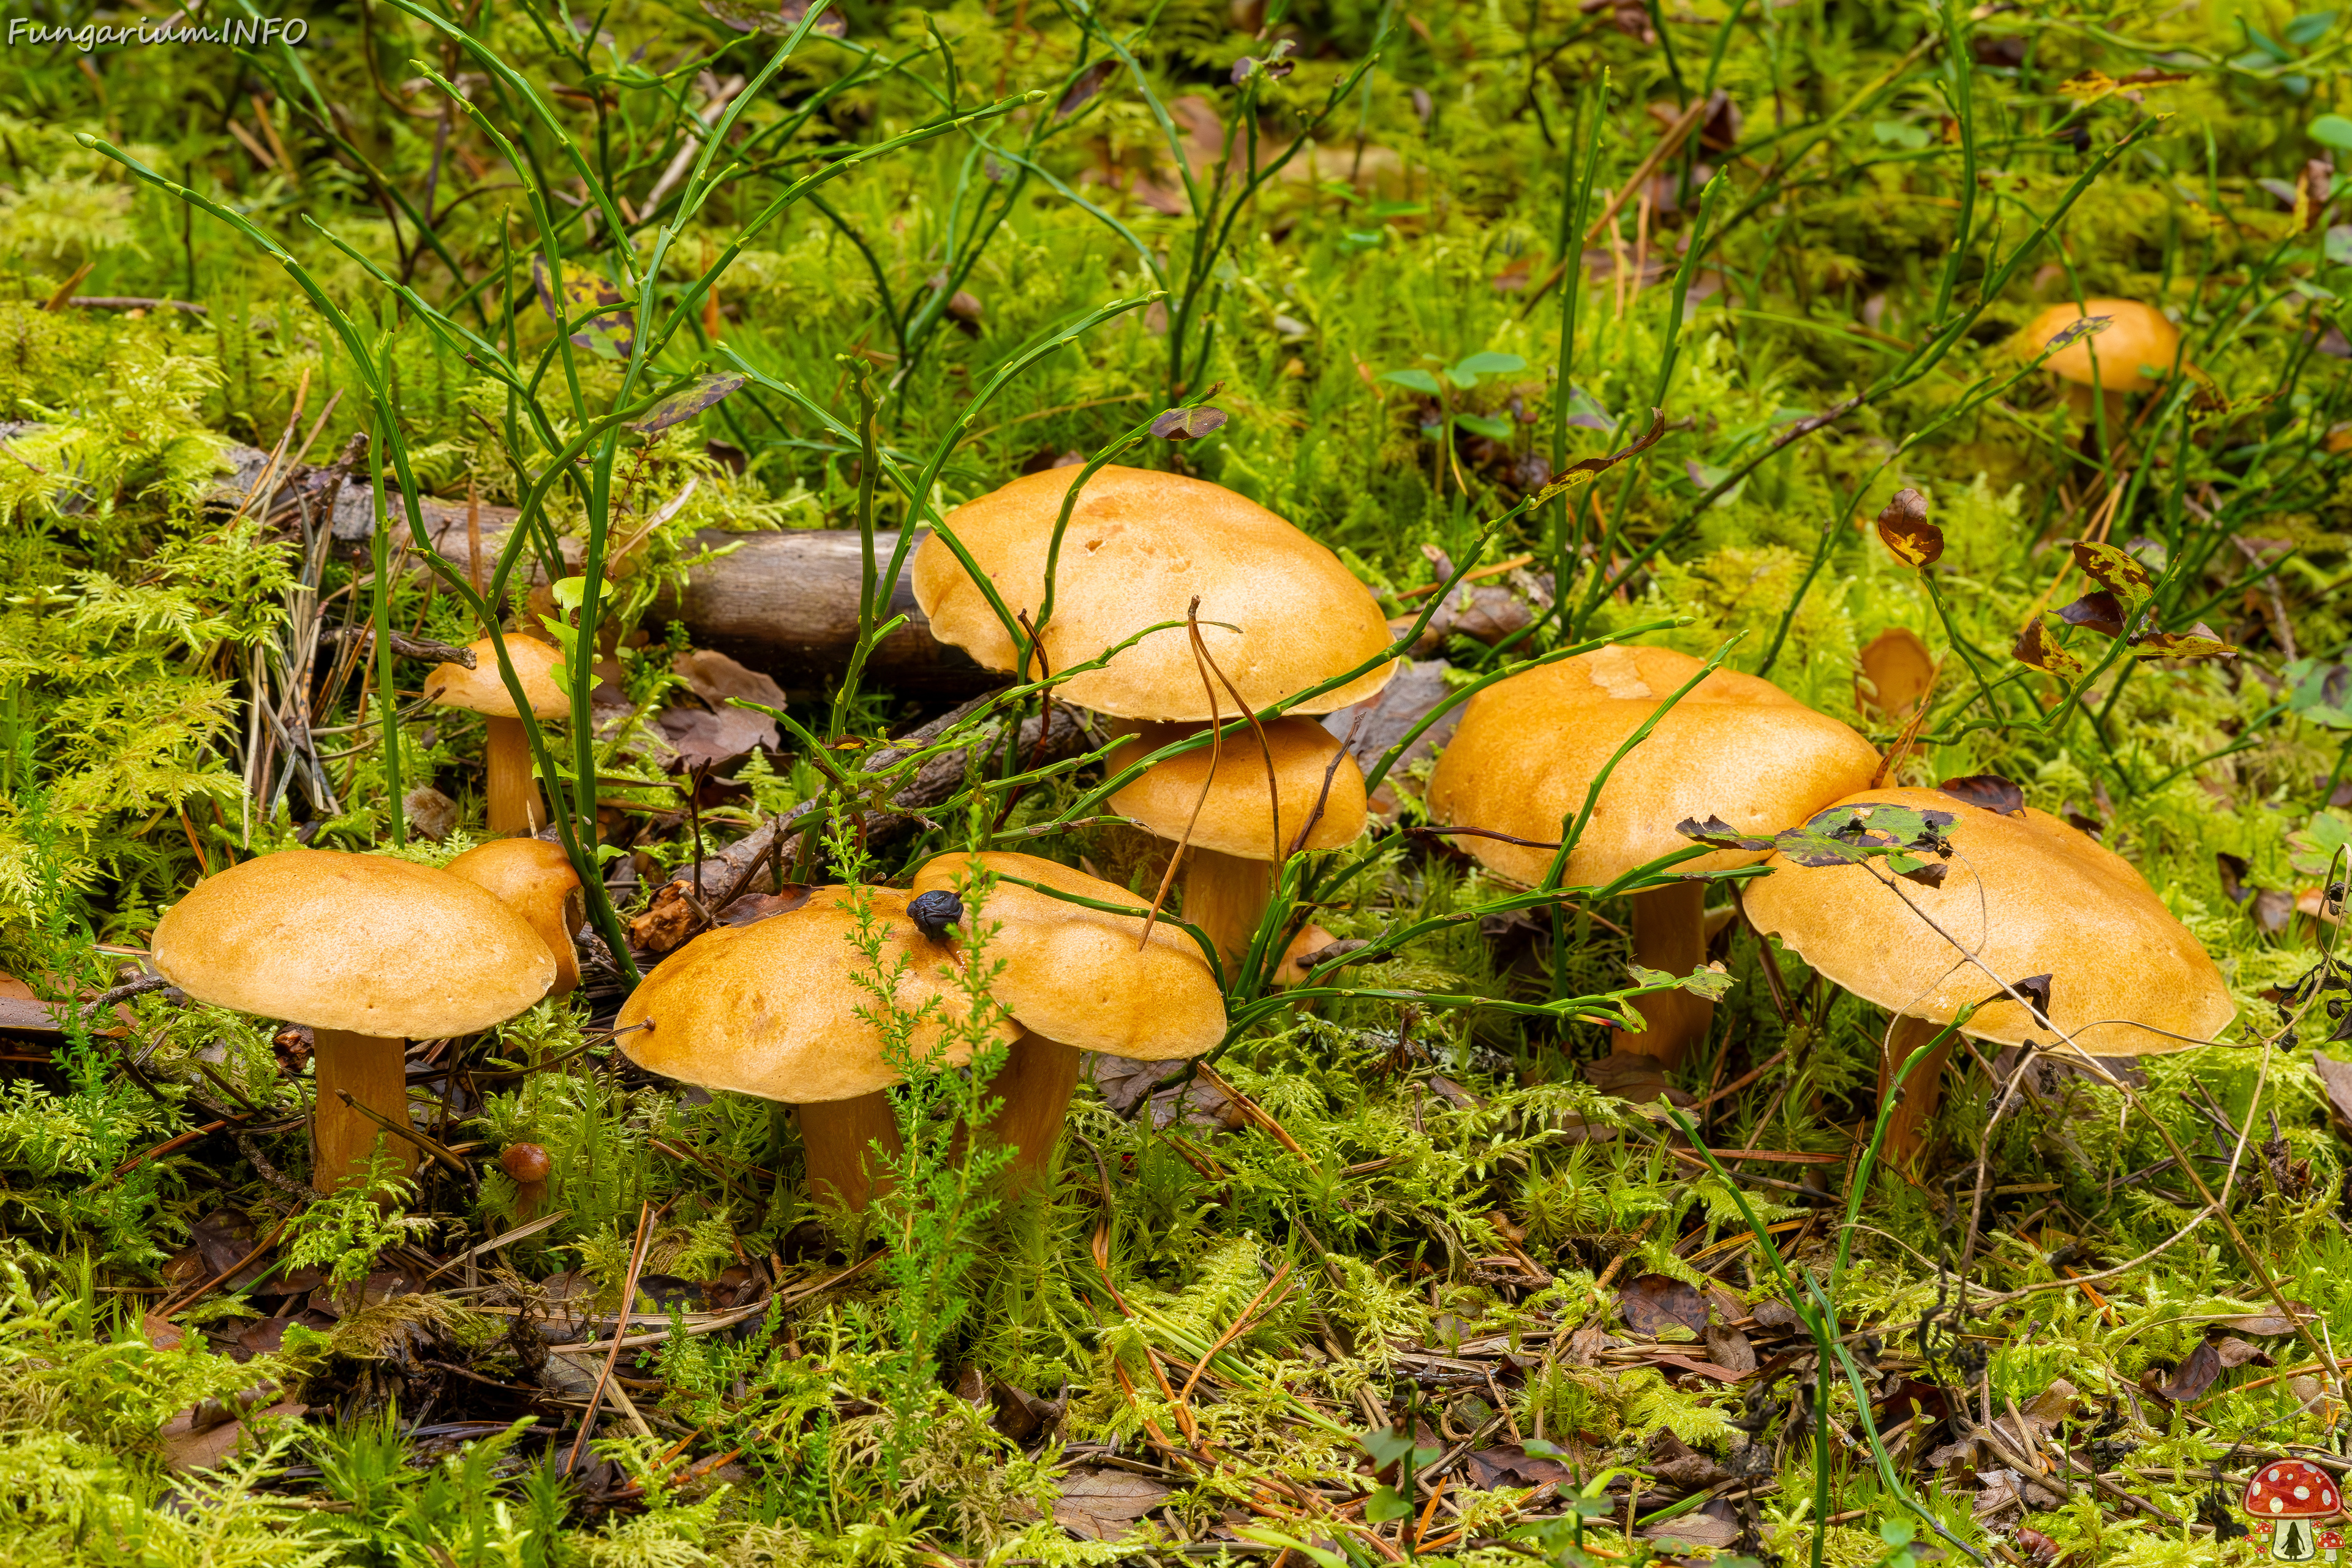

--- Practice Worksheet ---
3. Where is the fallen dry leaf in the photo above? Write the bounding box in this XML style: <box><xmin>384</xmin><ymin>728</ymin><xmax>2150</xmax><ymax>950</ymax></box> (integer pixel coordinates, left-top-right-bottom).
<box><xmin>1051</xmin><ymin>1466</ymin><xmax>1170</xmax><ymax>1540</ymax></box>
<box><xmin>1640</xmin><ymin>1511</ymin><xmax>1741</xmax><ymax>1550</ymax></box>
<box><xmin>1619</xmin><ymin>1274</ymin><xmax>1709</xmax><ymax>1337</ymax></box>
<box><xmin>1705</xmin><ymin>1321</ymin><xmax>1758</xmax><ymax>1374</ymax></box>
<box><xmin>1463</xmin><ymin>1442</ymin><xmax>1574</xmax><ymax>1490</ymax></box>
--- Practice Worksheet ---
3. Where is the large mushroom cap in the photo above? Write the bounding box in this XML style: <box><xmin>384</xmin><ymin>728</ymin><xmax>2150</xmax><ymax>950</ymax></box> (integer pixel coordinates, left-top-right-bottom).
<box><xmin>1742</xmin><ymin>787</ymin><xmax>2234</xmax><ymax>1055</ymax></box>
<box><xmin>423</xmin><ymin>636</ymin><xmax>569</xmax><ymax>720</ymax></box>
<box><xmin>616</xmin><ymin>887</ymin><xmax>1010</xmax><ymax>1102</ymax></box>
<box><xmin>911</xmin><ymin>851</ymin><xmax>1226</xmax><ymax>1061</ymax></box>
<box><xmin>445</xmin><ymin>837</ymin><xmax>585</xmax><ymax>993</ymax></box>
<box><xmin>1426</xmin><ymin>645</ymin><xmax>1880</xmax><ymax>887</ymax></box>
<box><xmin>1107</xmin><ymin>718</ymin><xmax>1369</xmax><ymax>861</ymax></box>
<box><xmin>910</xmin><ymin>466</ymin><xmax>1396</xmax><ymax>719</ymax></box>
<box><xmin>2018</xmin><ymin>300</ymin><xmax>2182</xmax><ymax>394</ymax></box>
<box><xmin>152</xmin><ymin>849</ymin><xmax>555</xmax><ymax>1037</ymax></box>
<box><xmin>2246</xmin><ymin>1458</ymin><xmax>2341</xmax><ymax>1519</ymax></box>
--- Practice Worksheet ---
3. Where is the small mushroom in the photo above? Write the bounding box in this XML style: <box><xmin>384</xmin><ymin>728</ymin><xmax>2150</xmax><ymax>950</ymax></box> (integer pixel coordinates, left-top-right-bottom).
<box><xmin>151</xmin><ymin>850</ymin><xmax>554</xmax><ymax>1191</ymax></box>
<box><xmin>1743</xmin><ymin>786</ymin><xmax>2234</xmax><ymax>1165</ymax></box>
<box><xmin>500</xmin><ymin>1141</ymin><xmax>552</xmax><ymax>1219</ymax></box>
<box><xmin>424</xmin><ymin>636</ymin><xmax>568</xmax><ymax>836</ymax></box>
<box><xmin>1428</xmin><ymin>644</ymin><xmax>1878</xmax><ymax>1068</ymax></box>
<box><xmin>615</xmin><ymin>887</ymin><xmax>1012</xmax><ymax>1213</ymax></box>
<box><xmin>1108</xmin><ymin>718</ymin><xmax>1369</xmax><ymax>961</ymax></box>
<box><xmin>910</xmin><ymin>851</ymin><xmax>1224</xmax><ymax>1189</ymax></box>
<box><xmin>445</xmin><ymin>837</ymin><xmax>586</xmax><ymax>994</ymax></box>
<box><xmin>2016</xmin><ymin>299</ymin><xmax>2188</xmax><ymax>428</ymax></box>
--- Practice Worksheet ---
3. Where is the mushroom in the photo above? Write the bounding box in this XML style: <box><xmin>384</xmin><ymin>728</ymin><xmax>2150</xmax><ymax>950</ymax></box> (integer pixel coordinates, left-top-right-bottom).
<box><xmin>2016</xmin><ymin>299</ymin><xmax>2186</xmax><ymax>428</ymax></box>
<box><xmin>2244</xmin><ymin>1458</ymin><xmax>2341</xmax><ymax>1561</ymax></box>
<box><xmin>1106</xmin><ymin>718</ymin><xmax>1369</xmax><ymax>961</ymax></box>
<box><xmin>151</xmin><ymin>849</ymin><xmax>555</xmax><ymax>1192</ymax></box>
<box><xmin>615</xmin><ymin>887</ymin><xmax>1012</xmax><ymax>1213</ymax></box>
<box><xmin>424</xmin><ymin>635</ymin><xmax>568</xmax><ymax>836</ymax></box>
<box><xmin>1741</xmin><ymin>786</ymin><xmax>2234</xmax><ymax>1165</ymax></box>
<box><xmin>500</xmin><ymin>1141</ymin><xmax>552</xmax><ymax>1220</ymax></box>
<box><xmin>908</xmin><ymin>851</ymin><xmax>1223</xmax><ymax>1185</ymax></box>
<box><xmin>909</xmin><ymin>851</ymin><xmax>1225</xmax><ymax>1187</ymax></box>
<box><xmin>910</xmin><ymin>467</ymin><xmax>1396</xmax><ymax>957</ymax></box>
<box><xmin>910</xmin><ymin>466</ymin><xmax>1396</xmax><ymax>721</ymax></box>
<box><xmin>1427</xmin><ymin>644</ymin><xmax>1878</xmax><ymax>1068</ymax></box>
<box><xmin>445</xmin><ymin>837</ymin><xmax>585</xmax><ymax>994</ymax></box>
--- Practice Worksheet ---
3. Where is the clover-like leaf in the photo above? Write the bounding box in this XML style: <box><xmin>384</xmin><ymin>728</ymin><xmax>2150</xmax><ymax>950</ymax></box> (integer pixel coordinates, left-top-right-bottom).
<box><xmin>627</xmin><ymin>372</ymin><xmax>747</xmax><ymax>436</ymax></box>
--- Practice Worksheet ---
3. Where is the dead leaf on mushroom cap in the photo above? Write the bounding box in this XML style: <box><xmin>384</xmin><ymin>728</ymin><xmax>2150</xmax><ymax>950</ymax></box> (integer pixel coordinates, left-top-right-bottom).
<box><xmin>1937</xmin><ymin>774</ymin><xmax>2025</xmax><ymax>815</ymax></box>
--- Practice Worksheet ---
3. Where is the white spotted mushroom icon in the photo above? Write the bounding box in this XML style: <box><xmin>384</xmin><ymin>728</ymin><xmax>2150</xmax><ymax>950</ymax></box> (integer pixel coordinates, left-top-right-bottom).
<box><xmin>2244</xmin><ymin>1458</ymin><xmax>2343</xmax><ymax>1562</ymax></box>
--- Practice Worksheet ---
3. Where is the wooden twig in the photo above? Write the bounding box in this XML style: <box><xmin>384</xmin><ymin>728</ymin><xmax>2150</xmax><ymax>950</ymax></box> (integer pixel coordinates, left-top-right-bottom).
<box><xmin>568</xmin><ymin>1200</ymin><xmax>658</xmax><ymax>1472</ymax></box>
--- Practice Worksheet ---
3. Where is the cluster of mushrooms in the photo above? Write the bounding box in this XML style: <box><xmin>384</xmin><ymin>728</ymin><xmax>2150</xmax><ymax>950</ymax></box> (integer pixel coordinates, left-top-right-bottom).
<box><xmin>148</xmin><ymin>452</ymin><xmax>2230</xmax><ymax>1208</ymax></box>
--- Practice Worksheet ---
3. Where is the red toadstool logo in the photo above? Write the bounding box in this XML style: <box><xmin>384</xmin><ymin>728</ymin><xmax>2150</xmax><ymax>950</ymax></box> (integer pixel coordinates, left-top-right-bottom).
<box><xmin>2245</xmin><ymin>1458</ymin><xmax>2345</xmax><ymax>1561</ymax></box>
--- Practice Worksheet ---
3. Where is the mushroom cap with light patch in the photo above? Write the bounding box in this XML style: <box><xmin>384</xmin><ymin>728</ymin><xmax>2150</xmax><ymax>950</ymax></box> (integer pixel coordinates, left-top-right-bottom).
<box><xmin>911</xmin><ymin>851</ymin><xmax>1226</xmax><ymax>1062</ymax></box>
<box><xmin>1425</xmin><ymin>644</ymin><xmax>1880</xmax><ymax>887</ymax></box>
<box><xmin>151</xmin><ymin>848</ymin><xmax>555</xmax><ymax>1038</ymax></box>
<box><xmin>423</xmin><ymin>635</ymin><xmax>570</xmax><ymax>720</ymax></box>
<box><xmin>1107</xmin><ymin>718</ymin><xmax>1369</xmax><ymax>861</ymax></box>
<box><xmin>909</xmin><ymin>466</ymin><xmax>1396</xmax><ymax>720</ymax></box>
<box><xmin>616</xmin><ymin>887</ymin><xmax>1011</xmax><ymax>1104</ymax></box>
<box><xmin>2245</xmin><ymin>1458</ymin><xmax>2340</xmax><ymax>1519</ymax></box>
<box><xmin>445</xmin><ymin>837</ymin><xmax>585</xmax><ymax>993</ymax></box>
<box><xmin>2018</xmin><ymin>300</ymin><xmax>2182</xmax><ymax>394</ymax></box>
<box><xmin>1741</xmin><ymin>786</ymin><xmax>2234</xmax><ymax>1056</ymax></box>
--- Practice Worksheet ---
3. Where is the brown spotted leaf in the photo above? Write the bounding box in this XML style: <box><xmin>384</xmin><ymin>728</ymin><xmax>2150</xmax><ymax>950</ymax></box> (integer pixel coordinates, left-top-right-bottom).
<box><xmin>2013</xmin><ymin>617</ymin><xmax>2084</xmax><ymax>679</ymax></box>
<box><xmin>2071</xmin><ymin>540</ymin><xmax>2157</xmax><ymax>609</ymax></box>
<box><xmin>2132</xmin><ymin>622</ymin><xmax>2239</xmax><ymax>662</ymax></box>
<box><xmin>1874</xmin><ymin>488</ymin><xmax>1942</xmax><ymax>567</ymax></box>
<box><xmin>532</xmin><ymin>255</ymin><xmax>634</xmax><ymax>358</ymax></box>
<box><xmin>1539</xmin><ymin>408</ymin><xmax>1667</xmax><ymax>494</ymax></box>
<box><xmin>627</xmin><ymin>372</ymin><xmax>747</xmax><ymax>436</ymax></box>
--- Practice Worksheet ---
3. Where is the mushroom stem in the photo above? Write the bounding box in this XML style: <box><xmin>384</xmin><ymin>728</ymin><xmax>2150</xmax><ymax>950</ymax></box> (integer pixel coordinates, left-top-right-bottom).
<box><xmin>483</xmin><ymin>715</ymin><xmax>545</xmax><ymax>836</ymax></box>
<box><xmin>981</xmin><ymin>1028</ymin><xmax>1084</xmax><ymax>1191</ymax></box>
<box><xmin>1623</xmin><ymin>881</ymin><xmax>1712</xmax><ymax>1067</ymax></box>
<box><xmin>1879</xmin><ymin>1014</ymin><xmax>1953</xmax><ymax>1168</ymax></box>
<box><xmin>797</xmin><ymin>1091</ymin><xmax>902</xmax><ymax>1214</ymax></box>
<box><xmin>310</xmin><ymin>1029</ymin><xmax>419</xmax><ymax>1193</ymax></box>
<box><xmin>1184</xmin><ymin>848</ymin><xmax>1272</xmax><ymax>963</ymax></box>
